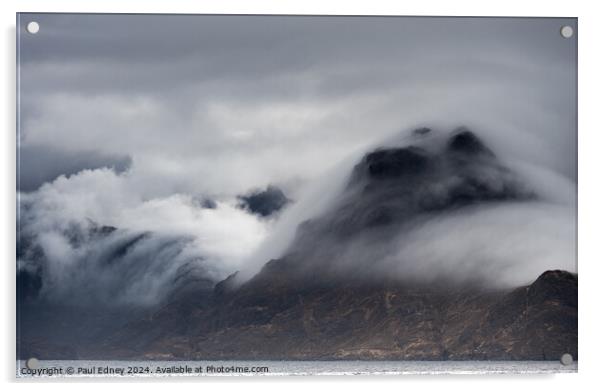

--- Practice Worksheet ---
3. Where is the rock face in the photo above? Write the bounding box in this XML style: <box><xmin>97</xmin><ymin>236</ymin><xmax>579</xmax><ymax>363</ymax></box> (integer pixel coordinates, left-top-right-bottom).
<box><xmin>17</xmin><ymin>128</ymin><xmax>577</xmax><ymax>361</ymax></box>
<box><xmin>237</xmin><ymin>185</ymin><xmax>290</xmax><ymax>217</ymax></box>
<box><xmin>19</xmin><ymin>267</ymin><xmax>577</xmax><ymax>361</ymax></box>
<box><xmin>280</xmin><ymin>128</ymin><xmax>536</xmax><ymax>282</ymax></box>
<box><xmin>307</xmin><ymin>128</ymin><xmax>531</xmax><ymax>241</ymax></box>
<box><xmin>92</xmin><ymin>266</ymin><xmax>576</xmax><ymax>361</ymax></box>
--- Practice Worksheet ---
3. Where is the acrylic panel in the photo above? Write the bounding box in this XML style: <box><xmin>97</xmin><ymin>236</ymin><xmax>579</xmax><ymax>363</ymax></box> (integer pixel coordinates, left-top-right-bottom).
<box><xmin>16</xmin><ymin>14</ymin><xmax>577</xmax><ymax>377</ymax></box>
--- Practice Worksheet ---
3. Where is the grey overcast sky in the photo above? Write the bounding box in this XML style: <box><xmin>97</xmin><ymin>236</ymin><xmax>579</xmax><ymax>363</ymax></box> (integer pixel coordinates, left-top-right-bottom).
<box><xmin>17</xmin><ymin>14</ymin><xmax>577</xmax><ymax>196</ymax></box>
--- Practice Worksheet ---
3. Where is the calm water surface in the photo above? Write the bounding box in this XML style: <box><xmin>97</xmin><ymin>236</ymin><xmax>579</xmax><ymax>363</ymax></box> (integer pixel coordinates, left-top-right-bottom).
<box><xmin>17</xmin><ymin>360</ymin><xmax>577</xmax><ymax>377</ymax></box>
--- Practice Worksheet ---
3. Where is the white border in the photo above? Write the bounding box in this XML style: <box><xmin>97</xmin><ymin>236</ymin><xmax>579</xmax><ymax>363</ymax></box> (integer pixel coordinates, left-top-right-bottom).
<box><xmin>2</xmin><ymin>0</ymin><xmax>601</xmax><ymax>389</ymax></box>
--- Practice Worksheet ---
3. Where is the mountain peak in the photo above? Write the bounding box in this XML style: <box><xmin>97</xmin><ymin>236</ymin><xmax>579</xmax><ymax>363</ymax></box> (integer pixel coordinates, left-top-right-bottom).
<box><xmin>446</xmin><ymin>128</ymin><xmax>495</xmax><ymax>158</ymax></box>
<box><xmin>309</xmin><ymin>127</ymin><xmax>533</xmax><ymax>240</ymax></box>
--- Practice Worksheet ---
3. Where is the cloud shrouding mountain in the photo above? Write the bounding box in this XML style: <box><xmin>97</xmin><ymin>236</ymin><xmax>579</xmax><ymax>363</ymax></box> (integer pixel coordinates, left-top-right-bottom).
<box><xmin>237</xmin><ymin>127</ymin><xmax>576</xmax><ymax>288</ymax></box>
<box><xmin>17</xmin><ymin>168</ymin><xmax>269</xmax><ymax>306</ymax></box>
<box><xmin>17</xmin><ymin>15</ymin><xmax>576</xmax><ymax>306</ymax></box>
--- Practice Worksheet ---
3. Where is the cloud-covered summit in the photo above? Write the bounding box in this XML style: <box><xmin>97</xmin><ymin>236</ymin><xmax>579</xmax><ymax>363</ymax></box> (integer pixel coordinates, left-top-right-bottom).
<box><xmin>238</xmin><ymin>126</ymin><xmax>575</xmax><ymax>288</ymax></box>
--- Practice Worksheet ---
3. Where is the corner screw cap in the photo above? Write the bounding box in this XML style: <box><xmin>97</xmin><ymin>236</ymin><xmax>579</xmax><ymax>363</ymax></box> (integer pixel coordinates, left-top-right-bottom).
<box><xmin>26</xmin><ymin>357</ymin><xmax>40</xmax><ymax>370</ymax></box>
<box><xmin>560</xmin><ymin>353</ymin><xmax>573</xmax><ymax>365</ymax></box>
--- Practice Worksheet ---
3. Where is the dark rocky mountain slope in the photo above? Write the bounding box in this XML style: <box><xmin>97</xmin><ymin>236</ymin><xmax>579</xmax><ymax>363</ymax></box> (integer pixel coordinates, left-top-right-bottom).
<box><xmin>17</xmin><ymin>128</ymin><xmax>577</xmax><ymax>361</ymax></box>
<box><xmin>98</xmin><ymin>267</ymin><xmax>576</xmax><ymax>360</ymax></box>
<box><xmin>237</xmin><ymin>185</ymin><xmax>291</xmax><ymax>217</ymax></box>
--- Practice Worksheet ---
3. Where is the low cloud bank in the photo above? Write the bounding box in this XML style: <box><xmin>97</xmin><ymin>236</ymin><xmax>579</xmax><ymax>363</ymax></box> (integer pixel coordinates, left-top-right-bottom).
<box><xmin>17</xmin><ymin>168</ymin><xmax>269</xmax><ymax>306</ymax></box>
<box><xmin>17</xmin><ymin>125</ymin><xmax>576</xmax><ymax>306</ymax></box>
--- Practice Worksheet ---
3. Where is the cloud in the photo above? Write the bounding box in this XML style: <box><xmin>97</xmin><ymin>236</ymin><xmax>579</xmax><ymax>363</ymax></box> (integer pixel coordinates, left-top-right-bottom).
<box><xmin>18</xmin><ymin>15</ymin><xmax>576</xmax><ymax>199</ymax></box>
<box><xmin>18</xmin><ymin>168</ymin><xmax>269</xmax><ymax>306</ymax></box>
<box><xmin>381</xmin><ymin>202</ymin><xmax>576</xmax><ymax>288</ymax></box>
<box><xmin>17</xmin><ymin>144</ymin><xmax>131</xmax><ymax>191</ymax></box>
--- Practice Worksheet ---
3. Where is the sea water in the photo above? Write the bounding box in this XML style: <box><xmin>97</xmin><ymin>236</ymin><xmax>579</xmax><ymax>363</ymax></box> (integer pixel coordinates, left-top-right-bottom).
<box><xmin>16</xmin><ymin>360</ymin><xmax>577</xmax><ymax>377</ymax></box>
